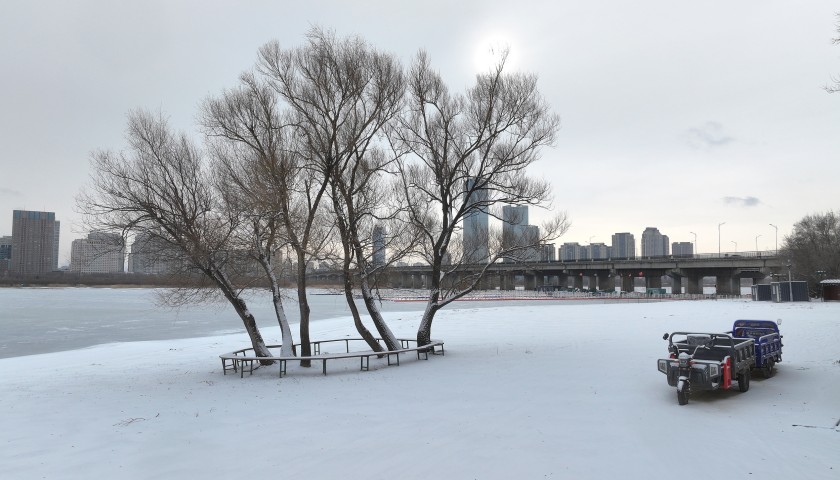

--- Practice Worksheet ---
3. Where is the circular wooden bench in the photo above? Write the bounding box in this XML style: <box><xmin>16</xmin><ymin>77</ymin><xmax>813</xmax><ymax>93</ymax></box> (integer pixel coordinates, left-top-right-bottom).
<box><xmin>220</xmin><ymin>338</ymin><xmax>445</xmax><ymax>378</ymax></box>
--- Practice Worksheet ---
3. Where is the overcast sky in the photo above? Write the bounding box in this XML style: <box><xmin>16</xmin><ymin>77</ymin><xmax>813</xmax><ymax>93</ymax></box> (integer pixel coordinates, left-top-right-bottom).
<box><xmin>1</xmin><ymin>0</ymin><xmax>838</xmax><ymax>265</ymax></box>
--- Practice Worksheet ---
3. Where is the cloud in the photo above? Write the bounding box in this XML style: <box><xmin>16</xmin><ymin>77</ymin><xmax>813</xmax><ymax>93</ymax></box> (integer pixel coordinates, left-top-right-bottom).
<box><xmin>0</xmin><ymin>187</ymin><xmax>22</xmax><ymax>198</ymax></box>
<box><xmin>684</xmin><ymin>121</ymin><xmax>734</xmax><ymax>150</ymax></box>
<box><xmin>723</xmin><ymin>196</ymin><xmax>761</xmax><ymax>207</ymax></box>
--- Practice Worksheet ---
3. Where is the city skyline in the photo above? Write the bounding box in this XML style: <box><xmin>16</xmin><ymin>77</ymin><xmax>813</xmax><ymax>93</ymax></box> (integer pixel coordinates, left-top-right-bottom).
<box><xmin>1</xmin><ymin>1</ymin><xmax>837</xmax><ymax>264</ymax></box>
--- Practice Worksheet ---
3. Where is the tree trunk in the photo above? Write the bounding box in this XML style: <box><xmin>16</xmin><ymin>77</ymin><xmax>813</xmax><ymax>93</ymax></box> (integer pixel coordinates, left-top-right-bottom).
<box><xmin>211</xmin><ymin>268</ymin><xmax>274</xmax><ymax>365</ymax></box>
<box><xmin>342</xmin><ymin>262</ymin><xmax>384</xmax><ymax>353</ymax></box>
<box><xmin>296</xmin><ymin>249</ymin><xmax>312</xmax><ymax>367</ymax></box>
<box><xmin>359</xmin><ymin>273</ymin><xmax>400</xmax><ymax>350</ymax></box>
<box><xmin>416</xmin><ymin>290</ymin><xmax>441</xmax><ymax>346</ymax></box>
<box><xmin>256</xmin><ymin>255</ymin><xmax>295</xmax><ymax>357</ymax></box>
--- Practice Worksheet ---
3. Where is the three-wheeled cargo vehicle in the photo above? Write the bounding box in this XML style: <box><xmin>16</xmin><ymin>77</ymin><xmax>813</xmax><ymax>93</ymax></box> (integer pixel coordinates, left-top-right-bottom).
<box><xmin>728</xmin><ymin>319</ymin><xmax>783</xmax><ymax>378</ymax></box>
<box><xmin>658</xmin><ymin>332</ymin><xmax>756</xmax><ymax>405</ymax></box>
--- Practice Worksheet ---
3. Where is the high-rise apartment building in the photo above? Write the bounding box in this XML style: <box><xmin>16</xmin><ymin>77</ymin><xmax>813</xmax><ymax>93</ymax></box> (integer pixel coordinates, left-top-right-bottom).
<box><xmin>672</xmin><ymin>241</ymin><xmax>693</xmax><ymax>257</ymax></box>
<box><xmin>641</xmin><ymin>227</ymin><xmax>670</xmax><ymax>257</ymax></box>
<box><xmin>462</xmin><ymin>178</ymin><xmax>489</xmax><ymax>264</ymax></box>
<box><xmin>560</xmin><ymin>242</ymin><xmax>583</xmax><ymax>261</ymax></box>
<box><xmin>70</xmin><ymin>232</ymin><xmax>125</xmax><ymax>274</ymax></box>
<box><xmin>611</xmin><ymin>232</ymin><xmax>635</xmax><ymax>259</ymax></box>
<box><xmin>0</xmin><ymin>235</ymin><xmax>11</xmax><ymax>275</ymax></box>
<box><xmin>588</xmin><ymin>242</ymin><xmax>610</xmax><ymax>260</ymax></box>
<box><xmin>128</xmin><ymin>232</ymin><xmax>179</xmax><ymax>274</ymax></box>
<box><xmin>10</xmin><ymin>210</ymin><xmax>60</xmax><ymax>274</ymax></box>
<box><xmin>540</xmin><ymin>243</ymin><xmax>556</xmax><ymax>262</ymax></box>
<box><xmin>0</xmin><ymin>236</ymin><xmax>11</xmax><ymax>260</ymax></box>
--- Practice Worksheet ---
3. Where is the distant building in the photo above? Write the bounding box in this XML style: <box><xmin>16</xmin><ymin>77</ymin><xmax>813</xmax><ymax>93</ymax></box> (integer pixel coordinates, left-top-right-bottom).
<box><xmin>641</xmin><ymin>227</ymin><xmax>669</xmax><ymax>257</ymax></box>
<box><xmin>0</xmin><ymin>235</ymin><xmax>11</xmax><ymax>275</ymax></box>
<box><xmin>128</xmin><ymin>232</ymin><xmax>179</xmax><ymax>275</ymax></box>
<box><xmin>522</xmin><ymin>225</ymin><xmax>541</xmax><ymax>261</ymax></box>
<box><xmin>503</xmin><ymin>205</ymin><xmax>537</xmax><ymax>262</ymax></box>
<box><xmin>10</xmin><ymin>210</ymin><xmax>60</xmax><ymax>275</ymax></box>
<box><xmin>540</xmin><ymin>243</ymin><xmax>556</xmax><ymax>262</ymax></box>
<box><xmin>502</xmin><ymin>205</ymin><xmax>529</xmax><ymax>245</ymax></box>
<box><xmin>70</xmin><ymin>232</ymin><xmax>125</xmax><ymax>274</ymax></box>
<box><xmin>560</xmin><ymin>242</ymin><xmax>583</xmax><ymax>261</ymax></box>
<box><xmin>372</xmin><ymin>224</ymin><xmax>386</xmax><ymax>267</ymax></box>
<box><xmin>672</xmin><ymin>241</ymin><xmax>693</xmax><ymax>257</ymax></box>
<box><xmin>588</xmin><ymin>242</ymin><xmax>610</xmax><ymax>260</ymax></box>
<box><xmin>611</xmin><ymin>232</ymin><xmax>635</xmax><ymax>259</ymax></box>
<box><xmin>462</xmin><ymin>178</ymin><xmax>489</xmax><ymax>264</ymax></box>
<box><xmin>0</xmin><ymin>236</ymin><xmax>11</xmax><ymax>260</ymax></box>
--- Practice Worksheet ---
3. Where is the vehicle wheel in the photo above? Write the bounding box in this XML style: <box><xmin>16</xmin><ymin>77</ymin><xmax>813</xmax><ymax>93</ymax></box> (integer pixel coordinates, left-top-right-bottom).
<box><xmin>677</xmin><ymin>381</ymin><xmax>690</xmax><ymax>405</ymax></box>
<box><xmin>738</xmin><ymin>370</ymin><xmax>750</xmax><ymax>392</ymax></box>
<box><xmin>762</xmin><ymin>358</ymin><xmax>775</xmax><ymax>378</ymax></box>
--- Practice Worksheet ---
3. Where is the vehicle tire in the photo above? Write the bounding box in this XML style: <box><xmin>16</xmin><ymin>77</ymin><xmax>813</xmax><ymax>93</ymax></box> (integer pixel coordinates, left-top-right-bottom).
<box><xmin>762</xmin><ymin>358</ymin><xmax>775</xmax><ymax>378</ymax></box>
<box><xmin>677</xmin><ymin>381</ymin><xmax>690</xmax><ymax>405</ymax></box>
<box><xmin>738</xmin><ymin>370</ymin><xmax>750</xmax><ymax>392</ymax></box>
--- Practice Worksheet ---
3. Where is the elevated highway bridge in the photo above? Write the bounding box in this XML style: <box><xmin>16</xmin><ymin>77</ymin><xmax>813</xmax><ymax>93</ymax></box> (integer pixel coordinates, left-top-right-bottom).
<box><xmin>362</xmin><ymin>252</ymin><xmax>785</xmax><ymax>295</ymax></box>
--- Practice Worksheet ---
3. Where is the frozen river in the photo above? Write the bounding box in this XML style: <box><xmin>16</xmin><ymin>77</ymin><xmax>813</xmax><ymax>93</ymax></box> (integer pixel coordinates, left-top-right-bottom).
<box><xmin>0</xmin><ymin>287</ymin><xmax>575</xmax><ymax>359</ymax></box>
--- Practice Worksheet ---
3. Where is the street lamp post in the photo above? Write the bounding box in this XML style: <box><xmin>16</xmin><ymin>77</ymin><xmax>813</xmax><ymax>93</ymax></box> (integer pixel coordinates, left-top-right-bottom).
<box><xmin>769</xmin><ymin>224</ymin><xmax>778</xmax><ymax>255</ymax></box>
<box><xmin>718</xmin><ymin>222</ymin><xmax>726</xmax><ymax>257</ymax></box>
<box><xmin>755</xmin><ymin>234</ymin><xmax>762</xmax><ymax>252</ymax></box>
<box><xmin>690</xmin><ymin>231</ymin><xmax>697</xmax><ymax>256</ymax></box>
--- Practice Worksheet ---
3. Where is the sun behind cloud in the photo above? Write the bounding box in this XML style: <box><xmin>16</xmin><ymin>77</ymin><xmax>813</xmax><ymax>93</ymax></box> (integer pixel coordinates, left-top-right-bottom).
<box><xmin>472</xmin><ymin>32</ymin><xmax>518</xmax><ymax>72</ymax></box>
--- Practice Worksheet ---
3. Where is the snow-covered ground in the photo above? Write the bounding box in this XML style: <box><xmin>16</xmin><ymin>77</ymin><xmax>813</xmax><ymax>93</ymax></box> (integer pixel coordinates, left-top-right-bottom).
<box><xmin>1</xmin><ymin>299</ymin><xmax>837</xmax><ymax>479</ymax></box>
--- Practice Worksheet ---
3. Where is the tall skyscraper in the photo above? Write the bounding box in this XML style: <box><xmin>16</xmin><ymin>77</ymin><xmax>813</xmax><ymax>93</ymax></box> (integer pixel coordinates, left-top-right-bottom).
<box><xmin>10</xmin><ymin>210</ymin><xmax>60</xmax><ymax>274</ymax></box>
<box><xmin>641</xmin><ymin>227</ymin><xmax>670</xmax><ymax>257</ymax></box>
<box><xmin>462</xmin><ymin>178</ymin><xmax>489</xmax><ymax>264</ymax></box>
<box><xmin>501</xmin><ymin>205</ymin><xmax>532</xmax><ymax>263</ymax></box>
<box><xmin>70</xmin><ymin>231</ymin><xmax>126</xmax><ymax>274</ymax></box>
<box><xmin>372</xmin><ymin>224</ymin><xmax>386</xmax><ymax>267</ymax></box>
<box><xmin>502</xmin><ymin>205</ymin><xmax>529</xmax><ymax>244</ymax></box>
<box><xmin>611</xmin><ymin>232</ymin><xmax>636</xmax><ymax>259</ymax></box>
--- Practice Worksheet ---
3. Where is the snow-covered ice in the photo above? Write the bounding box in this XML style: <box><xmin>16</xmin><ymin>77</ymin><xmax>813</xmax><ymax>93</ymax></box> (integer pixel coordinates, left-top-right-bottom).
<box><xmin>1</xmin><ymin>298</ymin><xmax>837</xmax><ymax>479</ymax></box>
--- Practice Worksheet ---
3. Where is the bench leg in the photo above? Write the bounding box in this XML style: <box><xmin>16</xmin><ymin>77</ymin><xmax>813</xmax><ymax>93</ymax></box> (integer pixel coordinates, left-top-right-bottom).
<box><xmin>322</xmin><ymin>359</ymin><xmax>327</xmax><ymax>376</ymax></box>
<box><xmin>360</xmin><ymin>356</ymin><xmax>370</xmax><ymax>372</ymax></box>
<box><xmin>278</xmin><ymin>359</ymin><xmax>286</xmax><ymax>378</ymax></box>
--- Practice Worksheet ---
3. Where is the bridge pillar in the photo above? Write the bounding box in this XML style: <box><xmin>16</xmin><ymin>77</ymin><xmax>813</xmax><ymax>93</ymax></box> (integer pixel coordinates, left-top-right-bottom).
<box><xmin>534</xmin><ymin>274</ymin><xmax>545</xmax><ymax>289</ymax></box>
<box><xmin>645</xmin><ymin>275</ymin><xmax>662</xmax><ymax>290</ymax></box>
<box><xmin>479</xmin><ymin>274</ymin><xmax>493</xmax><ymax>291</ymax></box>
<box><xmin>586</xmin><ymin>275</ymin><xmax>597</xmax><ymax>291</ymax></box>
<box><xmin>715</xmin><ymin>273</ymin><xmax>736</xmax><ymax>295</ymax></box>
<box><xmin>558</xmin><ymin>274</ymin><xmax>569</xmax><ymax>290</ymax></box>
<box><xmin>501</xmin><ymin>273</ymin><xmax>516</xmax><ymax>291</ymax></box>
<box><xmin>685</xmin><ymin>274</ymin><xmax>702</xmax><ymax>295</ymax></box>
<box><xmin>598</xmin><ymin>272</ymin><xmax>615</xmax><ymax>292</ymax></box>
<box><xmin>573</xmin><ymin>274</ymin><xmax>584</xmax><ymax>291</ymax></box>
<box><xmin>670</xmin><ymin>274</ymin><xmax>682</xmax><ymax>294</ymax></box>
<box><xmin>524</xmin><ymin>274</ymin><xmax>537</xmax><ymax>290</ymax></box>
<box><xmin>620</xmin><ymin>274</ymin><xmax>634</xmax><ymax>293</ymax></box>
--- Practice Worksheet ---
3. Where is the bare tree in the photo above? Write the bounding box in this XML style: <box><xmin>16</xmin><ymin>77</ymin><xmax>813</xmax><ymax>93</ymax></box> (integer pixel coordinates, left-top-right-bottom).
<box><xmin>258</xmin><ymin>28</ymin><xmax>406</xmax><ymax>351</ymax></box>
<box><xmin>827</xmin><ymin>13</ymin><xmax>840</xmax><ymax>93</ymax></box>
<box><xmin>202</xmin><ymin>70</ymin><xmax>335</xmax><ymax>364</ymax></box>
<box><xmin>780</xmin><ymin>211</ymin><xmax>840</xmax><ymax>296</ymax></box>
<box><xmin>78</xmin><ymin>110</ymin><xmax>274</xmax><ymax>362</ymax></box>
<box><xmin>393</xmin><ymin>50</ymin><xmax>569</xmax><ymax>345</ymax></box>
